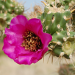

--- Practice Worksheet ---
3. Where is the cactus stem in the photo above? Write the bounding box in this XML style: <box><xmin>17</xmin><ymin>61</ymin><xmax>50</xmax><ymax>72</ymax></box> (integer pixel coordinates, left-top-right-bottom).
<box><xmin>41</xmin><ymin>1</ymin><xmax>47</xmax><ymax>6</ymax></box>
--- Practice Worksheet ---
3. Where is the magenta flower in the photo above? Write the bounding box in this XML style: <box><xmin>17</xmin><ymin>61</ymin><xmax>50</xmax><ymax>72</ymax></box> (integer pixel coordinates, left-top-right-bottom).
<box><xmin>2</xmin><ymin>15</ymin><xmax>52</xmax><ymax>65</ymax></box>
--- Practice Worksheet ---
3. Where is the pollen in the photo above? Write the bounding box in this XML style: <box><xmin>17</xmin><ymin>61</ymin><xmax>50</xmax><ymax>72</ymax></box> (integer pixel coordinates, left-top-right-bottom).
<box><xmin>22</xmin><ymin>31</ymin><xmax>42</xmax><ymax>51</ymax></box>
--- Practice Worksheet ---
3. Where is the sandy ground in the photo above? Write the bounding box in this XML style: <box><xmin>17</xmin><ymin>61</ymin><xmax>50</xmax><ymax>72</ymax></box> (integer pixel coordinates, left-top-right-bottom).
<box><xmin>0</xmin><ymin>55</ymin><xmax>59</xmax><ymax>75</ymax></box>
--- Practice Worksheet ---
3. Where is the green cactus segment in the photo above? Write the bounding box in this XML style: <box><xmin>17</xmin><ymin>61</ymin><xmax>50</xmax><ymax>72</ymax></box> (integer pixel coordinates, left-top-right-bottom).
<box><xmin>0</xmin><ymin>0</ymin><xmax>14</xmax><ymax>13</ymax></box>
<box><xmin>44</xmin><ymin>6</ymin><xmax>49</xmax><ymax>13</ymax></box>
<box><xmin>52</xmin><ymin>31</ymin><xmax>67</xmax><ymax>43</ymax></box>
<box><xmin>45</xmin><ymin>0</ymin><xmax>74</xmax><ymax>9</ymax></box>
<box><xmin>14</xmin><ymin>4</ymin><xmax>24</xmax><ymax>15</ymax></box>
<box><xmin>58</xmin><ymin>0</ymin><xmax>74</xmax><ymax>9</ymax></box>
<box><xmin>59</xmin><ymin>0</ymin><xmax>71</xmax><ymax>9</ymax></box>
<box><xmin>38</xmin><ymin>1</ymin><xmax>73</xmax><ymax>59</ymax></box>
<box><xmin>43</xmin><ymin>13</ymin><xmax>53</xmax><ymax>33</ymax></box>
<box><xmin>53</xmin><ymin>45</ymin><xmax>70</xmax><ymax>58</ymax></box>
<box><xmin>0</xmin><ymin>0</ymin><xmax>24</xmax><ymax>41</ymax></box>
<box><xmin>0</xmin><ymin>13</ymin><xmax>13</xmax><ymax>30</ymax></box>
<box><xmin>40</xmin><ymin>11</ymin><xmax>71</xmax><ymax>35</ymax></box>
<box><xmin>40</xmin><ymin>13</ymin><xmax>47</xmax><ymax>21</ymax></box>
<box><xmin>0</xmin><ymin>0</ymin><xmax>24</xmax><ymax>28</ymax></box>
<box><xmin>51</xmin><ymin>30</ymin><xmax>75</xmax><ymax>58</ymax></box>
<box><xmin>52</xmin><ymin>31</ymin><xmax>75</xmax><ymax>43</ymax></box>
<box><xmin>0</xmin><ymin>13</ymin><xmax>13</xmax><ymax>24</ymax></box>
<box><xmin>53</xmin><ymin>46</ymin><xmax>63</xmax><ymax>56</ymax></box>
<box><xmin>0</xmin><ymin>0</ymin><xmax>24</xmax><ymax>14</ymax></box>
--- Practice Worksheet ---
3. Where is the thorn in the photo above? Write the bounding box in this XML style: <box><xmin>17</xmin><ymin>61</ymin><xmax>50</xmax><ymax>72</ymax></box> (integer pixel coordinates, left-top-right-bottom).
<box><xmin>48</xmin><ymin>47</ymin><xmax>52</xmax><ymax>50</ymax></box>
<box><xmin>65</xmin><ymin>18</ymin><xmax>71</xmax><ymax>21</ymax></box>
<box><xmin>71</xmin><ymin>9</ymin><xmax>75</xmax><ymax>13</ymax></box>
<box><xmin>37</xmin><ymin>11</ymin><xmax>42</xmax><ymax>14</ymax></box>
<box><xmin>47</xmin><ymin>53</ymin><xmax>51</xmax><ymax>63</ymax></box>
<box><xmin>41</xmin><ymin>1</ymin><xmax>47</xmax><ymax>6</ymax></box>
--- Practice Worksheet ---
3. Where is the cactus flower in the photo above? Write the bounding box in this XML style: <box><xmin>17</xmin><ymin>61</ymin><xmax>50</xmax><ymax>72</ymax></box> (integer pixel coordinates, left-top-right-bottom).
<box><xmin>2</xmin><ymin>15</ymin><xmax>52</xmax><ymax>65</ymax></box>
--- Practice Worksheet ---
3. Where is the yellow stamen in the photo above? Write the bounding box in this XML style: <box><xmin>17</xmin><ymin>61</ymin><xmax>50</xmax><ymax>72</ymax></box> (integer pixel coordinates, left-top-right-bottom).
<box><xmin>22</xmin><ymin>31</ymin><xmax>42</xmax><ymax>51</ymax></box>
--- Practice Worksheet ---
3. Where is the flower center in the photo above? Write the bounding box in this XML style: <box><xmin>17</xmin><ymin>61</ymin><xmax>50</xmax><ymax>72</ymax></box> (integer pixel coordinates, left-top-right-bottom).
<box><xmin>22</xmin><ymin>31</ymin><xmax>42</xmax><ymax>51</ymax></box>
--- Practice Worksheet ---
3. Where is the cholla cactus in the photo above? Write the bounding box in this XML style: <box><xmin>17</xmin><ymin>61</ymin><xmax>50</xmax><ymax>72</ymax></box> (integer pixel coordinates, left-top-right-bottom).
<box><xmin>0</xmin><ymin>0</ymin><xmax>24</xmax><ymax>14</ymax></box>
<box><xmin>45</xmin><ymin>0</ymin><xmax>75</xmax><ymax>9</ymax></box>
<box><xmin>36</xmin><ymin>1</ymin><xmax>75</xmax><ymax>60</ymax></box>
<box><xmin>0</xmin><ymin>0</ymin><xmax>24</xmax><ymax>41</ymax></box>
<box><xmin>0</xmin><ymin>0</ymin><xmax>24</xmax><ymax>26</ymax></box>
<box><xmin>58</xmin><ymin>64</ymin><xmax>75</xmax><ymax>75</ymax></box>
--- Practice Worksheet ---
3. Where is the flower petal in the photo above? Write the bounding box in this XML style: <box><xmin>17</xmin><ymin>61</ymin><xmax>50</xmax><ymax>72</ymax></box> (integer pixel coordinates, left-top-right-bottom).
<box><xmin>10</xmin><ymin>24</ymin><xmax>26</xmax><ymax>34</ymax></box>
<box><xmin>14</xmin><ymin>47</ymin><xmax>48</xmax><ymax>65</ymax></box>
<box><xmin>39</xmin><ymin>32</ymin><xmax>52</xmax><ymax>49</ymax></box>
<box><xmin>3</xmin><ymin>15</ymin><xmax>52</xmax><ymax>65</ymax></box>
<box><xmin>5</xmin><ymin>28</ymin><xmax>23</xmax><ymax>45</ymax></box>
<box><xmin>10</xmin><ymin>15</ymin><xmax>28</xmax><ymax>26</ymax></box>
<box><xmin>3</xmin><ymin>39</ymin><xmax>16</xmax><ymax>59</ymax></box>
<box><xmin>27</xmin><ymin>18</ymin><xmax>43</xmax><ymax>35</ymax></box>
